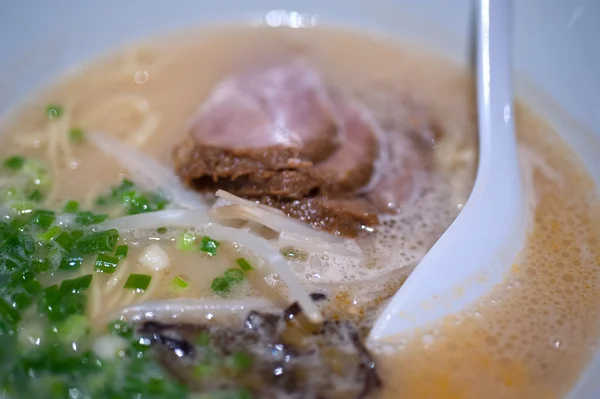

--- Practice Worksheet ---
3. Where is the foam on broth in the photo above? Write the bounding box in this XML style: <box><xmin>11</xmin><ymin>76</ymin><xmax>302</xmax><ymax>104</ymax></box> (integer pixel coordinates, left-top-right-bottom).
<box><xmin>0</xmin><ymin>26</ymin><xmax>599</xmax><ymax>398</ymax></box>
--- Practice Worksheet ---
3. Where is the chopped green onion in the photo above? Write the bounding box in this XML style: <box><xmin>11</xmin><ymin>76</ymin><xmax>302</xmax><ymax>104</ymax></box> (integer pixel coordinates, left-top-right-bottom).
<box><xmin>124</xmin><ymin>274</ymin><xmax>152</xmax><ymax>291</ymax></box>
<box><xmin>132</xmin><ymin>336</ymin><xmax>153</xmax><ymax>353</ymax></box>
<box><xmin>37</xmin><ymin>284</ymin><xmax>87</xmax><ymax>322</ymax></box>
<box><xmin>68</xmin><ymin>127</ymin><xmax>85</xmax><ymax>143</ymax></box>
<box><xmin>58</xmin><ymin>255</ymin><xmax>84</xmax><ymax>271</ymax></box>
<box><xmin>99</xmin><ymin>178</ymin><xmax>169</xmax><ymax>216</ymax></box>
<box><xmin>196</xmin><ymin>332</ymin><xmax>211</xmax><ymax>346</ymax></box>
<box><xmin>58</xmin><ymin>314</ymin><xmax>89</xmax><ymax>344</ymax></box>
<box><xmin>198</xmin><ymin>388</ymin><xmax>253</xmax><ymax>399</ymax></box>
<box><xmin>171</xmin><ymin>275</ymin><xmax>189</xmax><ymax>290</ymax></box>
<box><xmin>10</xmin><ymin>268</ymin><xmax>35</xmax><ymax>284</ymax></box>
<box><xmin>46</xmin><ymin>104</ymin><xmax>63</xmax><ymax>119</ymax></box>
<box><xmin>0</xmin><ymin>255</ymin><xmax>19</xmax><ymax>272</ymax></box>
<box><xmin>70</xmin><ymin>229</ymin><xmax>84</xmax><ymax>241</ymax></box>
<box><xmin>19</xmin><ymin>233</ymin><xmax>36</xmax><ymax>255</ymax></box>
<box><xmin>11</xmin><ymin>201</ymin><xmax>35</xmax><ymax>215</ymax></box>
<box><xmin>0</xmin><ymin>297</ymin><xmax>21</xmax><ymax>333</ymax></box>
<box><xmin>224</xmin><ymin>268</ymin><xmax>244</xmax><ymax>283</ymax></box>
<box><xmin>21</xmin><ymin>159</ymin><xmax>51</xmax><ymax>193</ymax></box>
<box><xmin>3</xmin><ymin>155</ymin><xmax>25</xmax><ymax>171</ymax></box>
<box><xmin>31</xmin><ymin>257</ymin><xmax>51</xmax><ymax>273</ymax></box>
<box><xmin>94</xmin><ymin>253</ymin><xmax>119</xmax><ymax>273</ymax></box>
<box><xmin>11</xmin><ymin>291</ymin><xmax>33</xmax><ymax>310</ymax></box>
<box><xmin>211</xmin><ymin>276</ymin><xmax>230</xmax><ymax>294</ymax></box>
<box><xmin>38</xmin><ymin>225</ymin><xmax>62</xmax><ymax>242</ymax></box>
<box><xmin>200</xmin><ymin>236</ymin><xmax>219</xmax><ymax>256</ymax></box>
<box><xmin>0</xmin><ymin>187</ymin><xmax>20</xmax><ymax>202</ymax></box>
<box><xmin>95</xmin><ymin>195</ymin><xmax>108</xmax><ymax>206</ymax></box>
<box><xmin>115</xmin><ymin>244</ymin><xmax>128</xmax><ymax>259</ymax></box>
<box><xmin>226</xmin><ymin>352</ymin><xmax>254</xmax><ymax>374</ymax></box>
<box><xmin>194</xmin><ymin>364</ymin><xmax>216</xmax><ymax>379</ymax></box>
<box><xmin>63</xmin><ymin>200</ymin><xmax>79</xmax><ymax>213</ymax></box>
<box><xmin>156</xmin><ymin>227</ymin><xmax>168</xmax><ymax>234</ymax></box>
<box><xmin>107</xmin><ymin>320</ymin><xmax>133</xmax><ymax>339</ymax></box>
<box><xmin>75</xmin><ymin>211</ymin><xmax>108</xmax><ymax>226</ymax></box>
<box><xmin>236</xmin><ymin>258</ymin><xmax>254</xmax><ymax>272</ymax></box>
<box><xmin>77</xmin><ymin>229</ymin><xmax>119</xmax><ymax>254</ymax></box>
<box><xmin>59</xmin><ymin>274</ymin><xmax>92</xmax><ymax>293</ymax></box>
<box><xmin>55</xmin><ymin>231</ymin><xmax>76</xmax><ymax>251</ymax></box>
<box><xmin>177</xmin><ymin>231</ymin><xmax>196</xmax><ymax>251</ymax></box>
<box><xmin>28</xmin><ymin>189</ymin><xmax>44</xmax><ymax>202</ymax></box>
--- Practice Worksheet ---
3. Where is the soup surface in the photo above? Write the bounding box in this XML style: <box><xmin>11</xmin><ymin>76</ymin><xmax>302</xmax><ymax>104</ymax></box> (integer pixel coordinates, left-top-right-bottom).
<box><xmin>0</xmin><ymin>26</ymin><xmax>599</xmax><ymax>399</ymax></box>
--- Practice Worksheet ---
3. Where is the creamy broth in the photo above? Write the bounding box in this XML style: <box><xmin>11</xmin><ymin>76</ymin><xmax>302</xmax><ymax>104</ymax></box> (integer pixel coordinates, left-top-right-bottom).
<box><xmin>0</xmin><ymin>26</ymin><xmax>599</xmax><ymax>398</ymax></box>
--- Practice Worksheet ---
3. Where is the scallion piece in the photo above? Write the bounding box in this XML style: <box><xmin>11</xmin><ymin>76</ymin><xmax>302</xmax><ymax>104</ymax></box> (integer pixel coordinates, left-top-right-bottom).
<box><xmin>28</xmin><ymin>189</ymin><xmax>44</xmax><ymax>202</ymax></box>
<box><xmin>58</xmin><ymin>314</ymin><xmax>89</xmax><ymax>344</ymax></box>
<box><xmin>11</xmin><ymin>292</ymin><xmax>33</xmax><ymax>310</ymax></box>
<box><xmin>224</xmin><ymin>268</ymin><xmax>244</xmax><ymax>283</ymax></box>
<box><xmin>177</xmin><ymin>231</ymin><xmax>196</xmax><ymax>251</ymax></box>
<box><xmin>0</xmin><ymin>297</ymin><xmax>21</xmax><ymax>332</ymax></box>
<box><xmin>196</xmin><ymin>332</ymin><xmax>211</xmax><ymax>346</ymax></box>
<box><xmin>115</xmin><ymin>244</ymin><xmax>128</xmax><ymax>259</ymax></box>
<box><xmin>46</xmin><ymin>104</ymin><xmax>63</xmax><ymax>119</ymax></box>
<box><xmin>19</xmin><ymin>233</ymin><xmax>36</xmax><ymax>255</ymax></box>
<box><xmin>195</xmin><ymin>364</ymin><xmax>216</xmax><ymax>379</ymax></box>
<box><xmin>211</xmin><ymin>276</ymin><xmax>230</xmax><ymax>294</ymax></box>
<box><xmin>236</xmin><ymin>258</ymin><xmax>254</xmax><ymax>272</ymax></box>
<box><xmin>58</xmin><ymin>255</ymin><xmax>84</xmax><ymax>271</ymax></box>
<box><xmin>70</xmin><ymin>229</ymin><xmax>84</xmax><ymax>241</ymax></box>
<box><xmin>3</xmin><ymin>155</ymin><xmax>25</xmax><ymax>171</ymax></box>
<box><xmin>124</xmin><ymin>274</ymin><xmax>152</xmax><ymax>291</ymax></box>
<box><xmin>55</xmin><ymin>231</ymin><xmax>76</xmax><ymax>251</ymax></box>
<box><xmin>200</xmin><ymin>236</ymin><xmax>219</xmax><ymax>256</ymax></box>
<box><xmin>171</xmin><ymin>275</ymin><xmax>188</xmax><ymax>290</ymax></box>
<box><xmin>37</xmin><ymin>284</ymin><xmax>87</xmax><ymax>322</ymax></box>
<box><xmin>38</xmin><ymin>225</ymin><xmax>62</xmax><ymax>242</ymax></box>
<box><xmin>226</xmin><ymin>352</ymin><xmax>253</xmax><ymax>374</ymax></box>
<box><xmin>156</xmin><ymin>227</ymin><xmax>168</xmax><ymax>234</ymax></box>
<box><xmin>68</xmin><ymin>127</ymin><xmax>85</xmax><ymax>143</ymax></box>
<box><xmin>77</xmin><ymin>229</ymin><xmax>119</xmax><ymax>254</ymax></box>
<box><xmin>60</xmin><ymin>274</ymin><xmax>93</xmax><ymax>293</ymax></box>
<box><xmin>11</xmin><ymin>201</ymin><xmax>34</xmax><ymax>216</ymax></box>
<box><xmin>75</xmin><ymin>211</ymin><xmax>108</xmax><ymax>226</ymax></box>
<box><xmin>63</xmin><ymin>200</ymin><xmax>79</xmax><ymax>213</ymax></box>
<box><xmin>94</xmin><ymin>253</ymin><xmax>119</xmax><ymax>273</ymax></box>
<box><xmin>108</xmin><ymin>320</ymin><xmax>133</xmax><ymax>339</ymax></box>
<box><xmin>31</xmin><ymin>257</ymin><xmax>51</xmax><ymax>273</ymax></box>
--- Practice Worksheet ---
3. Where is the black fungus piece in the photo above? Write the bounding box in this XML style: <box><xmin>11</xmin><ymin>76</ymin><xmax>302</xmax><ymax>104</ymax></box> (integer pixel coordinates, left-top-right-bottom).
<box><xmin>244</xmin><ymin>310</ymin><xmax>281</xmax><ymax>336</ymax></box>
<box><xmin>284</xmin><ymin>292</ymin><xmax>328</xmax><ymax>321</ymax></box>
<box><xmin>138</xmin><ymin>295</ymin><xmax>381</xmax><ymax>399</ymax></box>
<box><xmin>139</xmin><ymin>321</ymin><xmax>196</xmax><ymax>358</ymax></box>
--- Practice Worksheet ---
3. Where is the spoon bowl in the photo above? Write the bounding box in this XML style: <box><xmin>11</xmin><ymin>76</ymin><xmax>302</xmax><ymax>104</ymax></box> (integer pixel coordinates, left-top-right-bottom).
<box><xmin>369</xmin><ymin>0</ymin><xmax>526</xmax><ymax>342</ymax></box>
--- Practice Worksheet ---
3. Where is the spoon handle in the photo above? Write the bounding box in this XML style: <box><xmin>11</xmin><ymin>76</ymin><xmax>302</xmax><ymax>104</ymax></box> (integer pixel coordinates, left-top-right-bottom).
<box><xmin>477</xmin><ymin>0</ymin><xmax>519</xmax><ymax>185</ymax></box>
<box><xmin>369</xmin><ymin>0</ymin><xmax>525</xmax><ymax>341</ymax></box>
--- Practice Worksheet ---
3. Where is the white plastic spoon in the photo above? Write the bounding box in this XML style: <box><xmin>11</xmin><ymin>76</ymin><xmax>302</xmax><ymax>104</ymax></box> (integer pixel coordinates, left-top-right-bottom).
<box><xmin>369</xmin><ymin>0</ymin><xmax>526</xmax><ymax>342</ymax></box>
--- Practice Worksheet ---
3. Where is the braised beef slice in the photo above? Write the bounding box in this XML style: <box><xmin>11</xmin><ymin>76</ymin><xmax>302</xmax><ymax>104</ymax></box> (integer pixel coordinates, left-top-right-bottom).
<box><xmin>139</xmin><ymin>297</ymin><xmax>381</xmax><ymax>399</ymax></box>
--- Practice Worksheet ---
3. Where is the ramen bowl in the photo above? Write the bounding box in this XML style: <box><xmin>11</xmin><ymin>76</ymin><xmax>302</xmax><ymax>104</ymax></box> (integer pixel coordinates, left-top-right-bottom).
<box><xmin>0</xmin><ymin>1</ymin><xmax>598</xmax><ymax>398</ymax></box>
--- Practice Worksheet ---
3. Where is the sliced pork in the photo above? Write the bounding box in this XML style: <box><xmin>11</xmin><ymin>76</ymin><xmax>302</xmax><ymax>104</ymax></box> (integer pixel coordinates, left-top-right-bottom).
<box><xmin>173</xmin><ymin>60</ymin><xmax>436</xmax><ymax>236</ymax></box>
<box><xmin>173</xmin><ymin>61</ymin><xmax>340</xmax><ymax>199</ymax></box>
